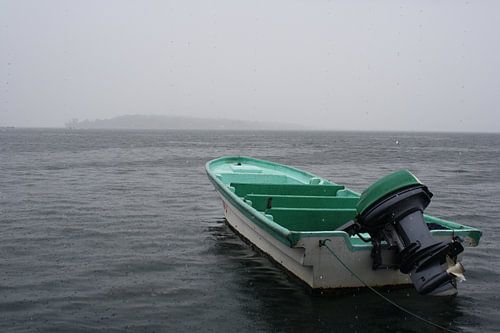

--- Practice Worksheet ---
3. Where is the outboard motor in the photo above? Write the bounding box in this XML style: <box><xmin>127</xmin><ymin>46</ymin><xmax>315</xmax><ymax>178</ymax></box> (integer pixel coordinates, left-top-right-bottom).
<box><xmin>343</xmin><ymin>170</ymin><xmax>464</xmax><ymax>295</ymax></box>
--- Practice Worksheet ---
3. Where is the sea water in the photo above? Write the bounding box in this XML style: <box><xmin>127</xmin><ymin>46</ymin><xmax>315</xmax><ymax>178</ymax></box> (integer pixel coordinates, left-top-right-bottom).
<box><xmin>1</xmin><ymin>128</ymin><xmax>499</xmax><ymax>332</ymax></box>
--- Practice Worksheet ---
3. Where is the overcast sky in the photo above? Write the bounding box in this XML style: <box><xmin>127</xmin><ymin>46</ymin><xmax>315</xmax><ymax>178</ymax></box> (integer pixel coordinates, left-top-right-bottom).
<box><xmin>1</xmin><ymin>0</ymin><xmax>499</xmax><ymax>131</ymax></box>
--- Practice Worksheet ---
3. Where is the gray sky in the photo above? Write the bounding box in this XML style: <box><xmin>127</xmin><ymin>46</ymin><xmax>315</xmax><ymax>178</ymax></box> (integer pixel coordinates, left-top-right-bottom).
<box><xmin>1</xmin><ymin>0</ymin><xmax>499</xmax><ymax>132</ymax></box>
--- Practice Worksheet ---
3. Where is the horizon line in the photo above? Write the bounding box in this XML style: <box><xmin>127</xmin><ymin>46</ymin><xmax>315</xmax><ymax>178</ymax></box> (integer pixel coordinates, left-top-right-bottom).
<box><xmin>2</xmin><ymin>126</ymin><xmax>499</xmax><ymax>135</ymax></box>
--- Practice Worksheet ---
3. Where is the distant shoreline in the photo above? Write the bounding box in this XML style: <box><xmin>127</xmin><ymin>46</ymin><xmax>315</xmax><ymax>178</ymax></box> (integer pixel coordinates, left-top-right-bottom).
<box><xmin>3</xmin><ymin>126</ymin><xmax>499</xmax><ymax>135</ymax></box>
<box><xmin>63</xmin><ymin>114</ymin><xmax>305</xmax><ymax>131</ymax></box>
<box><xmin>2</xmin><ymin>115</ymin><xmax>498</xmax><ymax>134</ymax></box>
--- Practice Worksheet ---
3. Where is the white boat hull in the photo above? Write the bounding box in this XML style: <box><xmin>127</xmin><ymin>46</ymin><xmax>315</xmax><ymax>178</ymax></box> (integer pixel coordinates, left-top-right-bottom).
<box><xmin>220</xmin><ymin>194</ymin><xmax>417</xmax><ymax>290</ymax></box>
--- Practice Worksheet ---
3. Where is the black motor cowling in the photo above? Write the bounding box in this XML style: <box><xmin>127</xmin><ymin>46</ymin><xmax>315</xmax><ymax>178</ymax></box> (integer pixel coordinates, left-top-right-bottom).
<box><xmin>347</xmin><ymin>170</ymin><xmax>464</xmax><ymax>295</ymax></box>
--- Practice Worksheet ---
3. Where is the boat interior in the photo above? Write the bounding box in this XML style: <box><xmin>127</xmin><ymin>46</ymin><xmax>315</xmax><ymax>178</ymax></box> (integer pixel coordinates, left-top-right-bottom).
<box><xmin>214</xmin><ymin>168</ymin><xmax>361</xmax><ymax>232</ymax></box>
<box><xmin>230</xmin><ymin>183</ymin><xmax>358</xmax><ymax>231</ymax></box>
<box><xmin>216</xmin><ymin>170</ymin><xmax>453</xmax><ymax>234</ymax></box>
<box><xmin>231</xmin><ymin>184</ymin><xmax>358</xmax><ymax>232</ymax></box>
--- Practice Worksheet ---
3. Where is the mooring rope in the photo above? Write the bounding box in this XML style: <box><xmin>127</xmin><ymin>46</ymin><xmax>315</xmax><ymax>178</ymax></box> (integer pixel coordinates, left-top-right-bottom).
<box><xmin>319</xmin><ymin>239</ymin><xmax>458</xmax><ymax>332</ymax></box>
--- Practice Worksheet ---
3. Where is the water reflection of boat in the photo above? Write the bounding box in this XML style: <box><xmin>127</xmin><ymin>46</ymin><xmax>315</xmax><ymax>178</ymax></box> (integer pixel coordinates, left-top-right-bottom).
<box><xmin>206</xmin><ymin>156</ymin><xmax>481</xmax><ymax>296</ymax></box>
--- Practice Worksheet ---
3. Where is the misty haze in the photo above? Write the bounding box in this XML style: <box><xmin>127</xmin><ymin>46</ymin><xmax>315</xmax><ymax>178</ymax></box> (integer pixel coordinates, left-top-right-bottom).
<box><xmin>1</xmin><ymin>1</ymin><xmax>499</xmax><ymax>132</ymax></box>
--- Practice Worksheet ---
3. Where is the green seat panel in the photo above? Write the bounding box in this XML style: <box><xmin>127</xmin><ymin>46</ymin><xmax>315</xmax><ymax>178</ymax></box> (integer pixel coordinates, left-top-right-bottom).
<box><xmin>265</xmin><ymin>207</ymin><xmax>357</xmax><ymax>232</ymax></box>
<box><xmin>230</xmin><ymin>183</ymin><xmax>345</xmax><ymax>198</ymax></box>
<box><xmin>245</xmin><ymin>194</ymin><xmax>359</xmax><ymax>211</ymax></box>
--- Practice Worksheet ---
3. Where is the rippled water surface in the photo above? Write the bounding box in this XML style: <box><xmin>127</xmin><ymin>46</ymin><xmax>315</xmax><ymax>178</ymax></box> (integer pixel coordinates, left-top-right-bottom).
<box><xmin>1</xmin><ymin>129</ymin><xmax>499</xmax><ymax>332</ymax></box>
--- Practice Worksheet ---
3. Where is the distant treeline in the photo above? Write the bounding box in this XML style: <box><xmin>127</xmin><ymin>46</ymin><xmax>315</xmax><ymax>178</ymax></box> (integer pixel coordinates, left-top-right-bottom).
<box><xmin>65</xmin><ymin>115</ymin><xmax>302</xmax><ymax>130</ymax></box>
